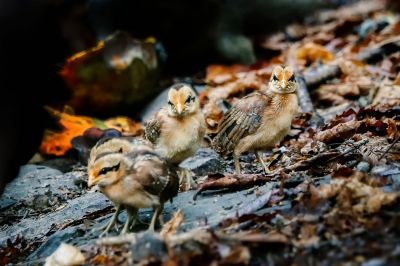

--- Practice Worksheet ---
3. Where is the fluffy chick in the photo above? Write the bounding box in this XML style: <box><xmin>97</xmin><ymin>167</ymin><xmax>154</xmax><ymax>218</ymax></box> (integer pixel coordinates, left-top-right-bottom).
<box><xmin>212</xmin><ymin>65</ymin><xmax>298</xmax><ymax>174</ymax></box>
<box><xmin>88</xmin><ymin>149</ymin><xmax>179</xmax><ymax>235</ymax></box>
<box><xmin>145</xmin><ymin>83</ymin><xmax>206</xmax><ymax>188</ymax></box>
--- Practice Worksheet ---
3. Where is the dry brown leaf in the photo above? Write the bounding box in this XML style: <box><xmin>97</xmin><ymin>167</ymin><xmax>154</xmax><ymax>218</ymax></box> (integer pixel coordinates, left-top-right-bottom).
<box><xmin>39</xmin><ymin>107</ymin><xmax>143</xmax><ymax>156</ymax></box>
<box><xmin>317</xmin><ymin>120</ymin><xmax>362</xmax><ymax>143</ymax></box>
<box><xmin>39</xmin><ymin>107</ymin><xmax>98</xmax><ymax>156</ymax></box>
<box><xmin>316</xmin><ymin>172</ymin><xmax>399</xmax><ymax>215</ymax></box>
<box><xmin>315</xmin><ymin>90</ymin><xmax>349</xmax><ymax>106</ymax></box>
<box><xmin>91</xmin><ymin>254</ymin><xmax>113</xmax><ymax>265</ymax></box>
<box><xmin>219</xmin><ymin>246</ymin><xmax>251</xmax><ymax>265</ymax></box>
<box><xmin>160</xmin><ymin>210</ymin><xmax>184</xmax><ymax>239</ymax></box>
<box><xmin>373</xmin><ymin>83</ymin><xmax>400</xmax><ymax>105</ymax></box>
<box><xmin>296</xmin><ymin>42</ymin><xmax>334</xmax><ymax>65</ymax></box>
<box><xmin>104</xmin><ymin>116</ymin><xmax>144</xmax><ymax>136</ymax></box>
<box><xmin>205</xmin><ymin>64</ymin><xmax>249</xmax><ymax>85</ymax></box>
<box><xmin>293</xmin><ymin>224</ymin><xmax>320</xmax><ymax>248</ymax></box>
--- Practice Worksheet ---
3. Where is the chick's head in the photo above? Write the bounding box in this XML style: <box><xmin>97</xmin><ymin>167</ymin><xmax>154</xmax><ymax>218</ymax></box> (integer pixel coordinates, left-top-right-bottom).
<box><xmin>88</xmin><ymin>138</ymin><xmax>132</xmax><ymax>165</ymax></box>
<box><xmin>88</xmin><ymin>153</ymin><xmax>131</xmax><ymax>188</ymax></box>
<box><xmin>88</xmin><ymin>137</ymin><xmax>153</xmax><ymax>167</ymax></box>
<box><xmin>269</xmin><ymin>65</ymin><xmax>297</xmax><ymax>94</ymax></box>
<box><xmin>167</xmin><ymin>83</ymin><xmax>199</xmax><ymax>117</ymax></box>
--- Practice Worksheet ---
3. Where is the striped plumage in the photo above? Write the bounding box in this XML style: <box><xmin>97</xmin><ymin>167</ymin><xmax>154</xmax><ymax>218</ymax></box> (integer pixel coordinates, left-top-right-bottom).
<box><xmin>88</xmin><ymin>137</ymin><xmax>153</xmax><ymax>167</ymax></box>
<box><xmin>212</xmin><ymin>65</ymin><xmax>298</xmax><ymax>174</ymax></box>
<box><xmin>87</xmin><ymin>139</ymin><xmax>179</xmax><ymax>234</ymax></box>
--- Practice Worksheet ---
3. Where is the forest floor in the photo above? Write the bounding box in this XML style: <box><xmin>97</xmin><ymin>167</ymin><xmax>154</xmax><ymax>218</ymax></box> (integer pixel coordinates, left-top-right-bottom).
<box><xmin>1</xmin><ymin>0</ymin><xmax>400</xmax><ymax>265</ymax></box>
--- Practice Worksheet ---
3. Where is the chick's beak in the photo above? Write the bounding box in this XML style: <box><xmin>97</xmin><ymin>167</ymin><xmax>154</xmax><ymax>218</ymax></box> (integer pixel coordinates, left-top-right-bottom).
<box><xmin>87</xmin><ymin>176</ymin><xmax>100</xmax><ymax>187</ymax></box>
<box><xmin>176</xmin><ymin>103</ymin><xmax>184</xmax><ymax>115</ymax></box>
<box><xmin>280</xmin><ymin>79</ymin><xmax>288</xmax><ymax>89</ymax></box>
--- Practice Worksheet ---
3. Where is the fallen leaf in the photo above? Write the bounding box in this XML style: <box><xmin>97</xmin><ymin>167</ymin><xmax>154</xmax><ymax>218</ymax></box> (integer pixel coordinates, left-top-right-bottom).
<box><xmin>160</xmin><ymin>210</ymin><xmax>184</xmax><ymax>239</ymax></box>
<box><xmin>296</xmin><ymin>42</ymin><xmax>334</xmax><ymax>65</ymax></box>
<box><xmin>39</xmin><ymin>106</ymin><xmax>143</xmax><ymax>156</ymax></box>
<box><xmin>39</xmin><ymin>106</ymin><xmax>99</xmax><ymax>156</ymax></box>
<box><xmin>316</xmin><ymin>172</ymin><xmax>399</xmax><ymax>215</ymax></box>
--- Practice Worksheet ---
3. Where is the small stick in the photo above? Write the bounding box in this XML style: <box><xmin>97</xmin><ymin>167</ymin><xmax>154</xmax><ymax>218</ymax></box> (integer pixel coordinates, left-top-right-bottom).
<box><xmin>193</xmin><ymin>174</ymin><xmax>274</xmax><ymax>200</ymax></box>
<box><xmin>378</xmin><ymin>134</ymin><xmax>400</xmax><ymax>161</ymax></box>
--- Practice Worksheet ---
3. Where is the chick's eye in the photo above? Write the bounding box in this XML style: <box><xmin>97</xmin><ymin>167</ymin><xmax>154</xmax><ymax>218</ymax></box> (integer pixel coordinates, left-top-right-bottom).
<box><xmin>99</xmin><ymin>163</ymin><xmax>120</xmax><ymax>176</ymax></box>
<box><xmin>273</xmin><ymin>75</ymin><xmax>279</xmax><ymax>81</ymax></box>
<box><xmin>99</xmin><ymin>168</ymin><xmax>108</xmax><ymax>175</ymax></box>
<box><xmin>288</xmin><ymin>75</ymin><xmax>295</xmax><ymax>82</ymax></box>
<box><xmin>168</xmin><ymin>101</ymin><xmax>173</xmax><ymax>106</ymax></box>
<box><xmin>185</xmin><ymin>96</ymin><xmax>194</xmax><ymax>103</ymax></box>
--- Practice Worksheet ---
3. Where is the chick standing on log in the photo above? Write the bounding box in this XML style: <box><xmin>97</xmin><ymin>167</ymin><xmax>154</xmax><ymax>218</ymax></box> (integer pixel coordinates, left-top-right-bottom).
<box><xmin>212</xmin><ymin>65</ymin><xmax>298</xmax><ymax>174</ymax></box>
<box><xmin>145</xmin><ymin>83</ymin><xmax>206</xmax><ymax>189</ymax></box>
<box><xmin>88</xmin><ymin>148</ymin><xmax>179</xmax><ymax>234</ymax></box>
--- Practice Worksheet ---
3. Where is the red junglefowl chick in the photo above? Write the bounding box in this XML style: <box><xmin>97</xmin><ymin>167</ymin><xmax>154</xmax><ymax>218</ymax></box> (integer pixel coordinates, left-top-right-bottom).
<box><xmin>212</xmin><ymin>65</ymin><xmax>298</xmax><ymax>174</ymax></box>
<box><xmin>87</xmin><ymin>146</ymin><xmax>179</xmax><ymax>235</ymax></box>
<box><xmin>145</xmin><ymin>83</ymin><xmax>206</xmax><ymax>189</ymax></box>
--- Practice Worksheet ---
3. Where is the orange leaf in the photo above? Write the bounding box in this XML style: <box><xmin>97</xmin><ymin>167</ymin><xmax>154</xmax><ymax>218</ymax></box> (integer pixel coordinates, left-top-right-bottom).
<box><xmin>104</xmin><ymin>116</ymin><xmax>144</xmax><ymax>136</ymax></box>
<box><xmin>39</xmin><ymin>107</ymin><xmax>97</xmax><ymax>156</ymax></box>
<box><xmin>296</xmin><ymin>42</ymin><xmax>334</xmax><ymax>65</ymax></box>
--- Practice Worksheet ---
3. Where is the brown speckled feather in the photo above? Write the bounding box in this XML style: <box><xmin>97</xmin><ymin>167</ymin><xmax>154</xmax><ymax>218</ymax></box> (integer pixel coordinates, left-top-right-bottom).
<box><xmin>212</xmin><ymin>92</ymin><xmax>270</xmax><ymax>155</ymax></box>
<box><xmin>125</xmin><ymin>151</ymin><xmax>179</xmax><ymax>202</ymax></box>
<box><xmin>145</xmin><ymin>116</ymin><xmax>162</xmax><ymax>144</ymax></box>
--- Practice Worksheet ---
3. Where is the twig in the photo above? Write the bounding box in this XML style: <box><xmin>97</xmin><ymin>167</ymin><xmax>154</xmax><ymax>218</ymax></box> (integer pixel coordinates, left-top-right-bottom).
<box><xmin>300</xmin><ymin>37</ymin><xmax>400</xmax><ymax>90</ymax></box>
<box><xmin>295</xmin><ymin>74</ymin><xmax>315</xmax><ymax>113</ymax></box>
<box><xmin>326</xmin><ymin>139</ymin><xmax>369</xmax><ymax>162</ymax></box>
<box><xmin>286</xmin><ymin>151</ymin><xmax>340</xmax><ymax>171</ymax></box>
<box><xmin>303</xmin><ymin>64</ymin><xmax>341</xmax><ymax>88</ymax></box>
<box><xmin>193</xmin><ymin>174</ymin><xmax>275</xmax><ymax>200</ymax></box>
<box><xmin>286</xmin><ymin>139</ymin><xmax>369</xmax><ymax>171</ymax></box>
<box><xmin>357</xmin><ymin>36</ymin><xmax>400</xmax><ymax>64</ymax></box>
<box><xmin>378</xmin><ymin>134</ymin><xmax>400</xmax><ymax>161</ymax></box>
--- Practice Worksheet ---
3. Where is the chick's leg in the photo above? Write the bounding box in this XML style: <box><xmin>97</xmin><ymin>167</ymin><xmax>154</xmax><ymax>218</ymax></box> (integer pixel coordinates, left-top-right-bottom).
<box><xmin>99</xmin><ymin>204</ymin><xmax>121</xmax><ymax>237</ymax></box>
<box><xmin>233</xmin><ymin>150</ymin><xmax>241</xmax><ymax>174</ymax></box>
<box><xmin>121</xmin><ymin>207</ymin><xmax>138</xmax><ymax>235</ymax></box>
<box><xmin>148</xmin><ymin>203</ymin><xmax>163</xmax><ymax>231</ymax></box>
<box><xmin>158</xmin><ymin>203</ymin><xmax>165</xmax><ymax>226</ymax></box>
<box><xmin>256</xmin><ymin>151</ymin><xmax>271</xmax><ymax>174</ymax></box>
<box><xmin>179</xmin><ymin>167</ymin><xmax>196</xmax><ymax>191</ymax></box>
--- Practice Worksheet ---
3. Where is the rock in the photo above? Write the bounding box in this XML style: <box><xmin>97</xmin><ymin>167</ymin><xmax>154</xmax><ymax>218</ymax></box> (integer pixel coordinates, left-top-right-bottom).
<box><xmin>3</xmin><ymin>160</ymin><xmax>276</xmax><ymax>263</ymax></box>
<box><xmin>166</xmin><ymin>183</ymin><xmax>274</xmax><ymax>230</ymax></box>
<box><xmin>130</xmin><ymin>231</ymin><xmax>166</xmax><ymax>264</ymax></box>
<box><xmin>0</xmin><ymin>198</ymin><xmax>16</xmax><ymax>211</ymax></box>
<box><xmin>2</xmin><ymin>165</ymin><xmax>74</xmax><ymax>203</ymax></box>
<box><xmin>0</xmin><ymin>191</ymin><xmax>111</xmax><ymax>246</ymax></box>
<box><xmin>139</xmin><ymin>87</ymin><xmax>169</xmax><ymax>122</ymax></box>
<box><xmin>38</xmin><ymin>158</ymin><xmax>78</xmax><ymax>173</ymax></box>
<box><xmin>362</xmin><ymin>258</ymin><xmax>387</xmax><ymax>266</ymax></box>
<box><xmin>357</xmin><ymin>161</ymin><xmax>371</xmax><ymax>173</ymax></box>
<box><xmin>30</xmin><ymin>226</ymin><xmax>86</xmax><ymax>262</ymax></box>
<box><xmin>371</xmin><ymin>163</ymin><xmax>400</xmax><ymax>190</ymax></box>
<box><xmin>180</xmin><ymin>148</ymin><xmax>225</xmax><ymax>176</ymax></box>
